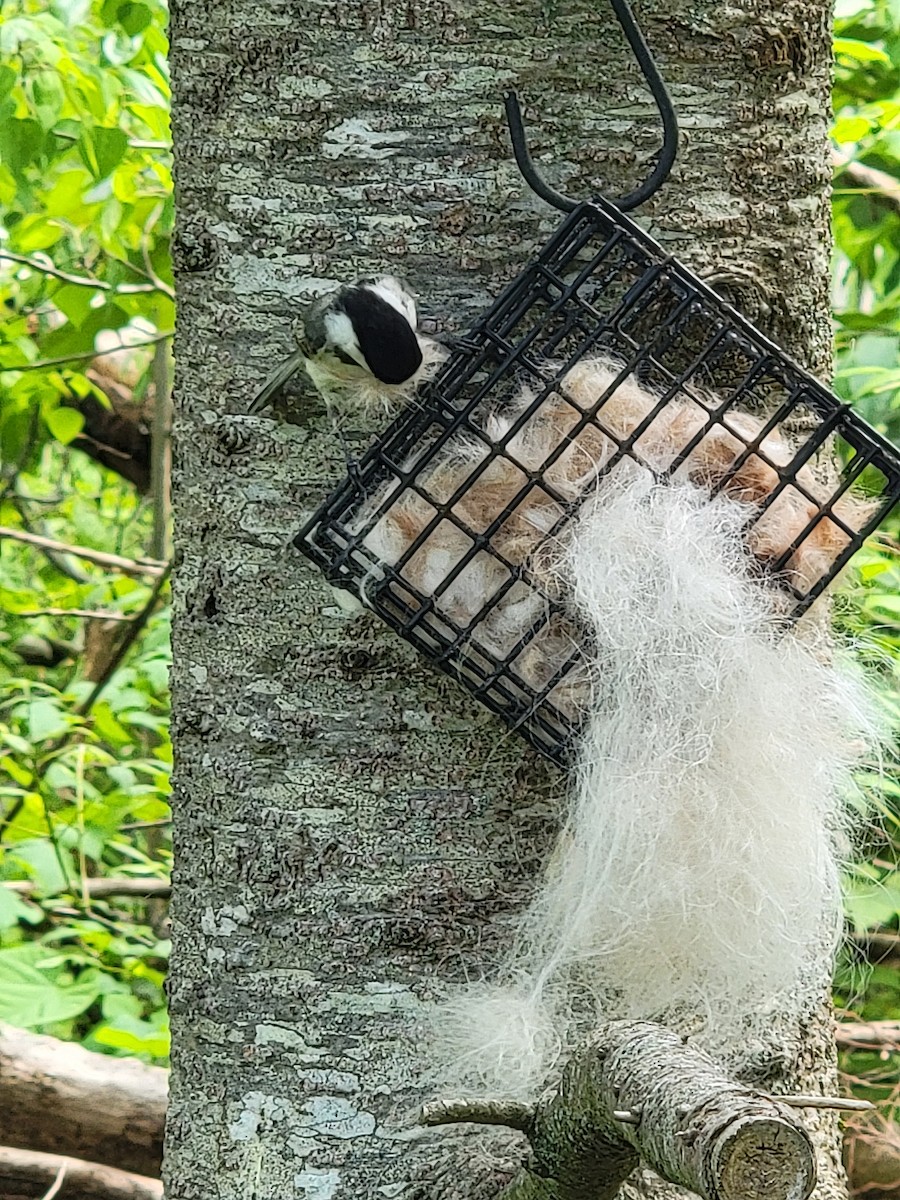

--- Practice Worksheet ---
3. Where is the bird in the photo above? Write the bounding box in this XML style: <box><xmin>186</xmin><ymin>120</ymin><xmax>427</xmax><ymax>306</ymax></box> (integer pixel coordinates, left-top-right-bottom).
<box><xmin>248</xmin><ymin>275</ymin><xmax>445</xmax><ymax>419</ymax></box>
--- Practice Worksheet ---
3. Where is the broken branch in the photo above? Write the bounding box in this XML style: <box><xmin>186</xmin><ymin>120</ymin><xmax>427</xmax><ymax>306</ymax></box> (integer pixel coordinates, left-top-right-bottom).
<box><xmin>432</xmin><ymin>1021</ymin><xmax>818</xmax><ymax>1200</ymax></box>
<box><xmin>836</xmin><ymin>1019</ymin><xmax>900</xmax><ymax>1051</ymax></box>
<box><xmin>421</xmin><ymin>1099</ymin><xmax>535</xmax><ymax>1133</ymax></box>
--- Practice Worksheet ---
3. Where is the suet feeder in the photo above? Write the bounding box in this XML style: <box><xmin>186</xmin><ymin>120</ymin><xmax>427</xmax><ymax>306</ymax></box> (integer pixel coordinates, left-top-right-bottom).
<box><xmin>294</xmin><ymin>0</ymin><xmax>900</xmax><ymax>765</ymax></box>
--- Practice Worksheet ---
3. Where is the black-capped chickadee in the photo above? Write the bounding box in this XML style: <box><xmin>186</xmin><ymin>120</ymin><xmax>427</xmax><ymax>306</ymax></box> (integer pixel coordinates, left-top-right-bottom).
<box><xmin>248</xmin><ymin>275</ymin><xmax>445</xmax><ymax>418</ymax></box>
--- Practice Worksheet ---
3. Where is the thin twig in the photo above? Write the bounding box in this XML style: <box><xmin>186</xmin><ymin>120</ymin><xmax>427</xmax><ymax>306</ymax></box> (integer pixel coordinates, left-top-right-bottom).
<box><xmin>18</xmin><ymin>608</ymin><xmax>135</xmax><ymax>622</ymax></box>
<box><xmin>104</xmin><ymin>250</ymin><xmax>176</xmax><ymax>301</ymax></box>
<box><xmin>612</xmin><ymin>1109</ymin><xmax>642</xmax><ymax>1125</ymax></box>
<box><xmin>4</xmin><ymin>877</ymin><xmax>171</xmax><ymax>899</ymax></box>
<box><xmin>38</xmin><ymin>1159</ymin><xmax>68</xmax><ymax>1200</ymax></box>
<box><xmin>836</xmin><ymin>1019</ymin><xmax>900</xmax><ymax>1051</ymax></box>
<box><xmin>1</xmin><ymin>331</ymin><xmax>173</xmax><ymax>372</ymax></box>
<box><xmin>141</xmin><ymin>205</ymin><xmax>174</xmax><ymax>300</ymax></box>
<box><xmin>849</xmin><ymin>930</ymin><xmax>900</xmax><ymax>962</ymax></box>
<box><xmin>47</xmin><ymin>902</ymin><xmax>159</xmax><ymax>944</ymax></box>
<box><xmin>832</xmin><ymin>151</ymin><xmax>900</xmax><ymax>218</ymax></box>
<box><xmin>150</xmin><ymin>338</ymin><xmax>172</xmax><ymax>560</ymax></box>
<box><xmin>75</xmin><ymin>561</ymin><xmax>172</xmax><ymax>717</ymax></box>
<box><xmin>39</xmin><ymin>782</ymin><xmax>75</xmax><ymax>898</ymax></box>
<box><xmin>871</xmin><ymin>532</ymin><xmax>900</xmax><ymax>556</ymax></box>
<box><xmin>420</xmin><ymin>1098</ymin><xmax>535</xmax><ymax>1132</ymax></box>
<box><xmin>51</xmin><ymin>127</ymin><xmax>170</xmax><ymax>151</ymax></box>
<box><xmin>0</xmin><ymin>250</ymin><xmax>163</xmax><ymax>295</ymax></box>
<box><xmin>0</xmin><ymin>526</ymin><xmax>167</xmax><ymax>577</ymax></box>
<box><xmin>7</xmin><ymin>497</ymin><xmax>91</xmax><ymax>583</ymax></box>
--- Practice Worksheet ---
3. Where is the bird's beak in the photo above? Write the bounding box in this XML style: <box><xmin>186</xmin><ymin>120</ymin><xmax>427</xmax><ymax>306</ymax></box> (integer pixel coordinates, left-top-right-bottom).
<box><xmin>247</xmin><ymin>348</ymin><xmax>309</xmax><ymax>414</ymax></box>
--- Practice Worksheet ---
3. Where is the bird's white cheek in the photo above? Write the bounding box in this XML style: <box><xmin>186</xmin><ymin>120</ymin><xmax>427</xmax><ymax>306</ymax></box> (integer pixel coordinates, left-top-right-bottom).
<box><xmin>322</xmin><ymin>311</ymin><xmax>368</xmax><ymax>366</ymax></box>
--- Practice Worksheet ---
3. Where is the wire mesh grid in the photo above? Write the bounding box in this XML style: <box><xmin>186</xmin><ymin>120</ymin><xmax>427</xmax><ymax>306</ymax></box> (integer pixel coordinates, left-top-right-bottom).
<box><xmin>296</xmin><ymin>197</ymin><xmax>900</xmax><ymax>765</ymax></box>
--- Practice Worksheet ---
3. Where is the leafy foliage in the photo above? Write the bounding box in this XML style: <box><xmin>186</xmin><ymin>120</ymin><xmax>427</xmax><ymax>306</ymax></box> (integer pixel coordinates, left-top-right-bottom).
<box><xmin>0</xmin><ymin>0</ymin><xmax>172</xmax><ymax>1064</ymax></box>
<box><xmin>831</xmin><ymin>0</ymin><xmax>900</xmax><ymax>1123</ymax></box>
<box><xmin>0</xmin><ymin>0</ymin><xmax>172</xmax><ymax>473</ymax></box>
<box><xmin>0</xmin><ymin>454</ymin><xmax>171</xmax><ymax>1061</ymax></box>
<box><xmin>833</xmin><ymin>0</ymin><xmax>900</xmax><ymax>448</ymax></box>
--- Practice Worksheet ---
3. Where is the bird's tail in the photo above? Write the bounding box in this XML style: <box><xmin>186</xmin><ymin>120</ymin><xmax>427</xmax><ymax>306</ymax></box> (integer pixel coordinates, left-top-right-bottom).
<box><xmin>247</xmin><ymin>348</ymin><xmax>308</xmax><ymax>414</ymax></box>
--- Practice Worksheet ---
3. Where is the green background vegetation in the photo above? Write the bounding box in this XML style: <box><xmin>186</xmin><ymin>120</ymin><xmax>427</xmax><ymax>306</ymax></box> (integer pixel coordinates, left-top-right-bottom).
<box><xmin>0</xmin><ymin>0</ymin><xmax>898</xmax><ymax>1115</ymax></box>
<box><xmin>0</xmin><ymin>0</ymin><xmax>173</xmax><ymax>1062</ymax></box>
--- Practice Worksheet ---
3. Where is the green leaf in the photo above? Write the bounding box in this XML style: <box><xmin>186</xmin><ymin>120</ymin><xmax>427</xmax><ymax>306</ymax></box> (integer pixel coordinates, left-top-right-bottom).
<box><xmin>0</xmin><ymin>888</ymin><xmax>33</xmax><ymax>932</ymax></box>
<box><xmin>833</xmin><ymin>115</ymin><xmax>874</xmax><ymax>143</ymax></box>
<box><xmin>0</xmin><ymin>66</ymin><xmax>17</xmax><ymax>99</ymax></box>
<box><xmin>10</xmin><ymin>840</ymin><xmax>69</xmax><ymax>895</ymax></box>
<box><xmin>26</xmin><ymin>697</ymin><xmax>70</xmax><ymax>741</ymax></box>
<box><xmin>10</xmin><ymin>215</ymin><xmax>64</xmax><ymax>253</ymax></box>
<box><xmin>844</xmin><ymin>870</ymin><xmax>900</xmax><ymax>932</ymax></box>
<box><xmin>44</xmin><ymin>405</ymin><xmax>85</xmax><ymax>445</ymax></box>
<box><xmin>117</xmin><ymin>2</ymin><xmax>153</xmax><ymax>35</ymax></box>
<box><xmin>79</xmin><ymin>126</ymin><xmax>129</xmax><ymax>181</ymax></box>
<box><xmin>93</xmin><ymin>1012</ymin><xmax>169</xmax><ymax>1058</ymax></box>
<box><xmin>101</xmin><ymin>990</ymin><xmax>143</xmax><ymax>1020</ymax></box>
<box><xmin>0</xmin><ymin>757</ymin><xmax>33</xmax><ymax>787</ymax></box>
<box><xmin>0</xmin><ymin>406</ymin><xmax>35</xmax><ymax>464</ymax></box>
<box><xmin>31</xmin><ymin>72</ymin><xmax>65</xmax><ymax>127</ymax></box>
<box><xmin>91</xmin><ymin>704</ymin><xmax>134</xmax><ymax>749</ymax></box>
<box><xmin>834</xmin><ymin>37</ymin><xmax>892</xmax><ymax>62</ymax></box>
<box><xmin>0</xmin><ymin>720</ymin><xmax>36</xmax><ymax>748</ymax></box>
<box><xmin>0</xmin><ymin>945</ymin><xmax>104</xmax><ymax>1027</ymax></box>
<box><xmin>53</xmin><ymin>284</ymin><xmax>101</xmax><ymax>328</ymax></box>
<box><xmin>0</xmin><ymin>118</ymin><xmax>47</xmax><ymax>175</ymax></box>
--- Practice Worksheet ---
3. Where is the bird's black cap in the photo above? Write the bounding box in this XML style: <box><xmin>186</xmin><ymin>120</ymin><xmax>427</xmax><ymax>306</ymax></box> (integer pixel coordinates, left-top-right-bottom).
<box><xmin>340</xmin><ymin>287</ymin><xmax>423</xmax><ymax>385</ymax></box>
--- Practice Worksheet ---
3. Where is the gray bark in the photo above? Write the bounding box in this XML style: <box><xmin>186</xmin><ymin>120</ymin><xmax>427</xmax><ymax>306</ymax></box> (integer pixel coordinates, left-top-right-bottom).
<box><xmin>166</xmin><ymin>0</ymin><xmax>842</xmax><ymax>1198</ymax></box>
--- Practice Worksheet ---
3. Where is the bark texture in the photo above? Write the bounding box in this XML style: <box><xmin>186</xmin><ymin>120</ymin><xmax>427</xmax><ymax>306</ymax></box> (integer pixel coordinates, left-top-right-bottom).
<box><xmin>0</xmin><ymin>1022</ymin><xmax>167</xmax><ymax>1178</ymax></box>
<box><xmin>167</xmin><ymin>0</ymin><xmax>842</xmax><ymax>1197</ymax></box>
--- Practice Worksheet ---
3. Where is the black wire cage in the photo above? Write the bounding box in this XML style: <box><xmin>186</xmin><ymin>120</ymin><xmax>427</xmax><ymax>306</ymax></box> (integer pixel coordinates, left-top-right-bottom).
<box><xmin>294</xmin><ymin>194</ymin><xmax>900</xmax><ymax>765</ymax></box>
<box><xmin>274</xmin><ymin>0</ymin><xmax>900</xmax><ymax>765</ymax></box>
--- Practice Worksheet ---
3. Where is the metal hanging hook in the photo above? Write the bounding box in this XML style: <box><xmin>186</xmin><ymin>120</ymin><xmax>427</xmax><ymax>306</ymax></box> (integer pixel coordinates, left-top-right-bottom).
<box><xmin>505</xmin><ymin>0</ymin><xmax>679</xmax><ymax>212</ymax></box>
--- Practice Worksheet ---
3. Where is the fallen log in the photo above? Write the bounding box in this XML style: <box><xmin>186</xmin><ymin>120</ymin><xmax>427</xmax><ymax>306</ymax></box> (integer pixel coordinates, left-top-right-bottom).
<box><xmin>0</xmin><ymin>1023</ymin><xmax>166</xmax><ymax>1178</ymax></box>
<box><xmin>0</xmin><ymin>1146</ymin><xmax>162</xmax><ymax>1200</ymax></box>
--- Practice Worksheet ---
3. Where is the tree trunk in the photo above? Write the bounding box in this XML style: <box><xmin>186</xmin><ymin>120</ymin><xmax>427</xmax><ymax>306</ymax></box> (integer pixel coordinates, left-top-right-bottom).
<box><xmin>166</xmin><ymin>0</ymin><xmax>840</xmax><ymax>1197</ymax></box>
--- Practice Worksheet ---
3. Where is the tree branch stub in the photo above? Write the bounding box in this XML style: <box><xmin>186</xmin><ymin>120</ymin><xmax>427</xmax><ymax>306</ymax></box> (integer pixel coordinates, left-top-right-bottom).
<box><xmin>494</xmin><ymin>1022</ymin><xmax>817</xmax><ymax>1200</ymax></box>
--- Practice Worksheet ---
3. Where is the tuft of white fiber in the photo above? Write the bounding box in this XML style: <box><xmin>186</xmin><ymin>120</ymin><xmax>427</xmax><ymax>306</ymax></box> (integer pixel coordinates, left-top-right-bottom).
<box><xmin>432</xmin><ymin>464</ymin><xmax>882</xmax><ymax>1099</ymax></box>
